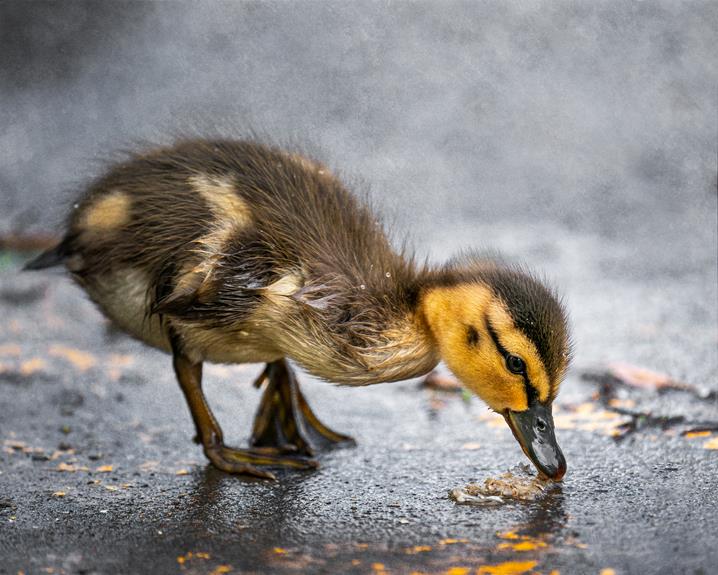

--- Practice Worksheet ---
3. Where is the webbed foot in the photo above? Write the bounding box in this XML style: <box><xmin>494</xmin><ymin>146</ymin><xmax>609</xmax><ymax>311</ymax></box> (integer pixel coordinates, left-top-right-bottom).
<box><xmin>250</xmin><ymin>359</ymin><xmax>356</xmax><ymax>456</ymax></box>
<box><xmin>204</xmin><ymin>441</ymin><xmax>318</xmax><ymax>480</ymax></box>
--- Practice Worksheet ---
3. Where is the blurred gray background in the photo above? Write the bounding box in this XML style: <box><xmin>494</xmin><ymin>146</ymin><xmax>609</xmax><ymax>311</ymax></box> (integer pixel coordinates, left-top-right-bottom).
<box><xmin>1</xmin><ymin>0</ymin><xmax>716</xmax><ymax>375</ymax></box>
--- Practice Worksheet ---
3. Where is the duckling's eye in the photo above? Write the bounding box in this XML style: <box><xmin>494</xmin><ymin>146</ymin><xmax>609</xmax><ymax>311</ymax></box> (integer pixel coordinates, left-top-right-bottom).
<box><xmin>506</xmin><ymin>354</ymin><xmax>526</xmax><ymax>374</ymax></box>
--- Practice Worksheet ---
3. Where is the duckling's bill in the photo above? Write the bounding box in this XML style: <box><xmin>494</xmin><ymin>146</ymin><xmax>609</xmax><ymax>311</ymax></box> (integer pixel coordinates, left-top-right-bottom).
<box><xmin>504</xmin><ymin>402</ymin><xmax>566</xmax><ymax>481</ymax></box>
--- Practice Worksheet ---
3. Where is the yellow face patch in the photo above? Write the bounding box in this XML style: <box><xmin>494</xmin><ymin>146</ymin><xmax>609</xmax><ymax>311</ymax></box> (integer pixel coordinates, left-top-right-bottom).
<box><xmin>421</xmin><ymin>284</ymin><xmax>550</xmax><ymax>412</ymax></box>
<box><xmin>79</xmin><ymin>191</ymin><xmax>131</xmax><ymax>233</ymax></box>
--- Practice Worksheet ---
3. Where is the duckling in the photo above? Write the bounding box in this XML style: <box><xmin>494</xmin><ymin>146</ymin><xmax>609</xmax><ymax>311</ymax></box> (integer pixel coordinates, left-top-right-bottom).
<box><xmin>26</xmin><ymin>139</ymin><xmax>571</xmax><ymax>481</ymax></box>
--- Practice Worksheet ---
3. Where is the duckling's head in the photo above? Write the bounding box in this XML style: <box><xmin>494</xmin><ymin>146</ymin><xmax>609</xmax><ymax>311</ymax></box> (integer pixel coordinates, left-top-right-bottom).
<box><xmin>421</xmin><ymin>255</ymin><xmax>572</xmax><ymax>480</ymax></box>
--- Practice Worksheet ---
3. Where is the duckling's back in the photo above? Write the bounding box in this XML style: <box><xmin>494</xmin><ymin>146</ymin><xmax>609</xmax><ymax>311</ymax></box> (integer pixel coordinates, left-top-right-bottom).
<box><xmin>30</xmin><ymin>139</ymin><xmax>417</xmax><ymax>367</ymax></box>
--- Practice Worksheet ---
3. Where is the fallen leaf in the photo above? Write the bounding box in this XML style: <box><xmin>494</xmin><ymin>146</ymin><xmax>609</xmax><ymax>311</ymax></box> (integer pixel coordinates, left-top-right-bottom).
<box><xmin>684</xmin><ymin>431</ymin><xmax>711</xmax><ymax>439</ymax></box>
<box><xmin>608</xmin><ymin>363</ymin><xmax>679</xmax><ymax>390</ymax></box>
<box><xmin>20</xmin><ymin>358</ymin><xmax>47</xmax><ymax>376</ymax></box>
<box><xmin>95</xmin><ymin>465</ymin><xmax>113</xmax><ymax>473</ymax></box>
<box><xmin>0</xmin><ymin>343</ymin><xmax>21</xmax><ymax>356</ymax></box>
<box><xmin>51</xmin><ymin>491</ymin><xmax>66</xmax><ymax>498</ymax></box>
<box><xmin>439</xmin><ymin>538</ymin><xmax>468</xmax><ymax>545</ymax></box>
<box><xmin>445</xmin><ymin>568</ymin><xmax>471</xmax><ymax>575</ymax></box>
<box><xmin>209</xmin><ymin>567</ymin><xmax>232</xmax><ymax>575</ymax></box>
<box><xmin>497</xmin><ymin>540</ymin><xmax>547</xmax><ymax>551</ymax></box>
<box><xmin>608</xmin><ymin>398</ymin><xmax>636</xmax><ymax>409</ymax></box>
<box><xmin>704</xmin><ymin>437</ymin><xmax>718</xmax><ymax>450</ymax></box>
<box><xmin>54</xmin><ymin>463</ymin><xmax>89</xmax><ymax>473</ymax></box>
<box><xmin>405</xmin><ymin>545</ymin><xmax>432</xmax><ymax>554</ymax></box>
<box><xmin>175</xmin><ymin>469</ymin><xmax>190</xmax><ymax>476</ymax></box>
<box><xmin>49</xmin><ymin>345</ymin><xmax>96</xmax><ymax>372</ymax></box>
<box><xmin>477</xmin><ymin>561</ymin><xmax>537</xmax><ymax>575</ymax></box>
<box><xmin>421</xmin><ymin>371</ymin><xmax>462</xmax><ymax>392</ymax></box>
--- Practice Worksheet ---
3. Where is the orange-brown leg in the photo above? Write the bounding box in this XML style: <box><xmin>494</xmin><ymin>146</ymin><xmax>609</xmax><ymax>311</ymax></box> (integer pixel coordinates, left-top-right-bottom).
<box><xmin>171</xmin><ymin>342</ymin><xmax>317</xmax><ymax>479</ymax></box>
<box><xmin>250</xmin><ymin>359</ymin><xmax>355</xmax><ymax>456</ymax></box>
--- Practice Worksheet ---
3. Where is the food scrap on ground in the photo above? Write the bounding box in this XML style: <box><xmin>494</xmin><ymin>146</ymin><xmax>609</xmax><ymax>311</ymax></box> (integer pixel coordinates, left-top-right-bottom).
<box><xmin>450</xmin><ymin>465</ymin><xmax>552</xmax><ymax>505</ymax></box>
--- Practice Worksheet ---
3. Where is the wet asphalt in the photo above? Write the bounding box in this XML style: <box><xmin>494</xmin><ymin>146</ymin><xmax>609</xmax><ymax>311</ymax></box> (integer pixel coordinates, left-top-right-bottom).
<box><xmin>1</xmin><ymin>211</ymin><xmax>716</xmax><ymax>575</ymax></box>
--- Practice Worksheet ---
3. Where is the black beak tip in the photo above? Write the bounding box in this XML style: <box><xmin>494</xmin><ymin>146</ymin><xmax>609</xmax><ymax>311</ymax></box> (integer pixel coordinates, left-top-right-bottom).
<box><xmin>539</xmin><ymin>451</ymin><xmax>567</xmax><ymax>482</ymax></box>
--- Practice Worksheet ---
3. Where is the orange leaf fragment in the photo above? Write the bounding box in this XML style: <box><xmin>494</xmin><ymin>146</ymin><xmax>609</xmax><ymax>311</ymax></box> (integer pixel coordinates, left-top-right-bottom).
<box><xmin>49</xmin><ymin>345</ymin><xmax>96</xmax><ymax>372</ymax></box>
<box><xmin>20</xmin><ymin>358</ymin><xmax>47</xmax><ymax>376</ymax></box>
<box><xmin>600</xmin><ymin>570</ymin><xmax>616</xmax><ymax>575</ymax></box>
<box><xmin>209</xmin><ymin>567</ymin><xmax>232</xmax><ymax>575</ymax></box>
<box><xmin>52</xmin><ymin>491</ymin><xmax>66</xmax><ymax>497</ymax></box>
<box><xmin>273</xmin><ymin>547</ymin><xmax>287</xmax><ymax>555</ymax></box>
<box><xmin>96</xmin><ymin>465</ymin><xmax>113</xmax><ymax>473</ymax></box>
<box><xmin>54</xmin><ymin>463</ymin><xmax>89</xmax><ymax>472</ymax></box>
<box><xmin>477</xmin><ymin>561</ymin><xmax>538</xmax><ymax>575</ymax></box>
<box><xmin>445</xmin><ymin>568</ymin><xmax>471</xmax><ymax>575</ymax></box>
<box><xmin>422</xmin><ymin>371</ymin><xmax>462</xmax><ymax>392</ymax></box>
<box><xmin>685</xmin><ymin>431</ymin><xmax>711</xmax><ymax>439</ymax></box>
<box><xmin>175</xmin><ymin>469</ymin><xmax>190</xmax><ymax>476</ymax></box>
<box><xmin>0</xmin><ymin>343</ymin><xmax>22</xmax><ymax>356</ymax></box>
<box><xmin>608</xmin><ymin>363</ymin><xmax>678</xmax><ymax>390</ymax></box>
<box><xmin>703</xmin><ymin>437</ymin><xmax>718</xmax><ymax>450</ymax></box>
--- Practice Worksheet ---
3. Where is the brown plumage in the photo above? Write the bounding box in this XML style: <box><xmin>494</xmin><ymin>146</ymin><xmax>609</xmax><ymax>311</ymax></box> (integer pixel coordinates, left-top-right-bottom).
<box><xmin>27</xmin><ymin>138</ymin><xmax>572</xmax><ymax>481</ymax></box>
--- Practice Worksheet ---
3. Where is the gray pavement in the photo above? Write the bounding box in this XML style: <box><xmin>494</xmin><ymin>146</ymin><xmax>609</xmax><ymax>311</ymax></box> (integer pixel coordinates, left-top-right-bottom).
<box><xmin>1</xmin><ymin>1</ymin><xmax>717</xmax><ymax>574</ymax></box>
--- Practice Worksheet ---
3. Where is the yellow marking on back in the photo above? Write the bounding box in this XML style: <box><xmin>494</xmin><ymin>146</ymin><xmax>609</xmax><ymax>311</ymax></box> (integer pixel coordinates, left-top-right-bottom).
<box><xmin>264</xmin><ymin>274</ymin><xmax>302</xmax><ymax>299</ymax></box>
<box><xmin>80</xmin><ymin>191</ymin><xmax>131</xmax><ymax>232</ymax></box>
<box><xmin>168</xmin><ymin>174</ymin><xmax>254</xmax><ymax>305</ymax></box>
<box><xmin>188</xmin><ymin>174</ymin><xmax>252</xmax><ymax>229</ymax></box>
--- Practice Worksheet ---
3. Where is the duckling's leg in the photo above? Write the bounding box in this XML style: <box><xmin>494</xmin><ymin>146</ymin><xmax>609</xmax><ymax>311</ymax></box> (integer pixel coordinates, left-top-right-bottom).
<box><xmin>250</xmin><ymin>359</ymin><xmax>355</xmax><ymax>456</ymax></box>
<box><xmin>171</xmin><ymin>343</ymin><xmax>318</xmax><ymax>479</ymax></box>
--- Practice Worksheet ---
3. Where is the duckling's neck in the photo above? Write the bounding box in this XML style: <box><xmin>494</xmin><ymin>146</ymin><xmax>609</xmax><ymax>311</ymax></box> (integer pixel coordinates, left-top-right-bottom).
<box><xmin>284</xmin><ymin>302</ymin><xmax>441</xmax><ymax>386</ymax></box>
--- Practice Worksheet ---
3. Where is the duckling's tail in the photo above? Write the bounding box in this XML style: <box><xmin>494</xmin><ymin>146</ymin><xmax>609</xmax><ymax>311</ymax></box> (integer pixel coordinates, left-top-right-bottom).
<box><xmin>23</xmin><ymin>238</ymin><xmax>71</xmax><ymax>271</ymax></box>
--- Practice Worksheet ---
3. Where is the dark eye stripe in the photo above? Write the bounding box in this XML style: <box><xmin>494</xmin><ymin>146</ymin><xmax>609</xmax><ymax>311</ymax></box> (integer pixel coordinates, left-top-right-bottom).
<box><xmin>485</xmin><ymin>317</ymin><xmax>510</xmax><ymax>359</ymax></box>
<box><xmin>486</xmin><ymin>314</ymin><xmax>538</xmax><ymax>405</ymax></box>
